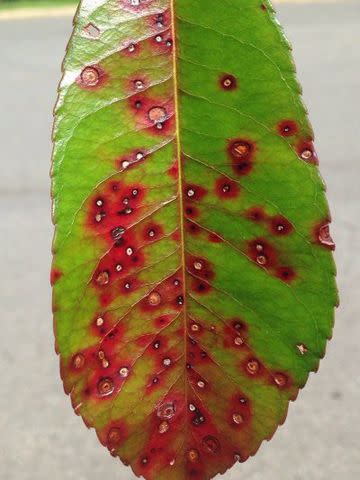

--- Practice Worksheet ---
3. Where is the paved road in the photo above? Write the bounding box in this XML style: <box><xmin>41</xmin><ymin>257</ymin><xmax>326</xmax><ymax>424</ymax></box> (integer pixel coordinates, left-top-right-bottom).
<box><xmin>0</xmin><ymin>3</ymin><xmax>359</xmax><ymax>480</ymax></box>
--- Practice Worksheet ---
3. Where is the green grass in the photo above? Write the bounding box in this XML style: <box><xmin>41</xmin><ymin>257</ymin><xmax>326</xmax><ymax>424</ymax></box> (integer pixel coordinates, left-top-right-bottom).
<box><xmin>0</xmin><ymin>0</ymin><xmax>76</xmax><ymax>10</ymax></box>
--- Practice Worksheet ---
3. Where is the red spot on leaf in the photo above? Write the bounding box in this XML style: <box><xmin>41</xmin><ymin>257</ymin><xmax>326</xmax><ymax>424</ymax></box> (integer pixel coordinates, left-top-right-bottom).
<box><xmin>228</xmin><ymin>394</ymin><xmax>252</xmax><ymax>428</ymax></box>
<box><xmin>186</xmin><ymin>220</ymin><xmax>201</xmax><ymax>236</ymax></box>
<box><xmin>50</xmin><ymin>267</ymin><xmax>62</xmax><ymax>285</ymax></box>
<box><xmin>296</xmin><ymin>138</ymin><xmax>319</xmax><ymax>164</ymax></box>
<box><xmin>227</xmin><ymin>138</ymin><xmax>256</xmax><ymax>176</ymax></box>
<box><xmin>277</xmin><ymin>119</ymin><xmax>299</xmax><ymax>137</ymax></box>
<box><xmin>168</xmin><ymin>159</ymin><xmax>178</xmax><ymax>179</ymax></box>
<box><xmin>128</xmin><ymin>92</ymin><xmax>175</xmax><ymax>136</ymax></box>
<box><xmin>269</xmin><ymin>215</ymin><xmax>294</xmax><ymax>236</ymax></box>
<box><xmin>247</xmin><ymin>238</ymin><xmax>277</xmax><ymax>269</ymax></box>
<box><xmin>244</xmin><ymin>206</ymin><xmax>268</xmax><ymax>223</ymax></box>
<box><xmin>191</xmin><ymin>279</ymin><xmax>212</xmax><ymax>295</ymax></box>
<box><xmin>219</xmin><ymin>74</ymin><xmax>238</xmax><ymax>91</ymax></box>
<box><xmin>185</xmin><ymin>205</ymin><xmax>200</xmax><ymax>219</ymax></box>
<box><xmin>215</xmin><ymin>176</ymin><xmax>240</xmax><ymax>199</ymax></box>
<box><xmin>275</xmin><ymin>266</ymin><xmax>297</xmax><ymax>283</ymax></box>
<box><xmin>184</xmin><ymin>183</ymin><xmax>208</xmax><ymax>201</ymax></box>
<box><xmin>208</xmin><ymin>232</ymin><xmax>223</xmax><ymax>243</ymax></box>
<box><xmin>187</xmin><ymin>255</ymin><xmax>215</xmax><ymax>281</ymax></box>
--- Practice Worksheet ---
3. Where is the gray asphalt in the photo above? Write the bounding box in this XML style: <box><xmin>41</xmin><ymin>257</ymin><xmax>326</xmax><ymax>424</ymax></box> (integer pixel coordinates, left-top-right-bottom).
<box><xmin>0</xmin><ymin>3</ymin><xmax>359</xmax><ymax>479</ymax></box>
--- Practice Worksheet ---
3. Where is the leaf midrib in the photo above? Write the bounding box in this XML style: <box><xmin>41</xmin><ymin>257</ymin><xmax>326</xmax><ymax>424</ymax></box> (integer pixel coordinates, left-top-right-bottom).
<box><xmin>170</xmin><ymin>0</ymin><xmax>190</xmax><ymax>460</ymax></box>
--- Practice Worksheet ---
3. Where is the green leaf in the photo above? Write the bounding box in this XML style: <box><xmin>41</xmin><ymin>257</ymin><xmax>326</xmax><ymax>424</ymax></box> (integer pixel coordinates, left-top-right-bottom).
<box><xmin>51</xmin><ymin>1</ymin><xmax>337</xmax><ymax>479</ymax></box>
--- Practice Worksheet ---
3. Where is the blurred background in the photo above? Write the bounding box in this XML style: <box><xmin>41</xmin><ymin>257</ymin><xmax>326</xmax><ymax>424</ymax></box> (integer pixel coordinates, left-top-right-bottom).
<box><xmin>0</xmin><ymin>0</ymin><xmax>359</xmax><ymax>479</ymax></box>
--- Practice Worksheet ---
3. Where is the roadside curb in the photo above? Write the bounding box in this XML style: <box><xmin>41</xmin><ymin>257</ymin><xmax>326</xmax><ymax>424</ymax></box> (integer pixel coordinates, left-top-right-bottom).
<box><xmin>0</xmin><ymin>0</ymin><xmax>348</xmax><ymax>21</ymax></box>
<box><xmin>0</xmin><ymin>6</ymin><xmax>76</xmax><ymax>21</ymax></box>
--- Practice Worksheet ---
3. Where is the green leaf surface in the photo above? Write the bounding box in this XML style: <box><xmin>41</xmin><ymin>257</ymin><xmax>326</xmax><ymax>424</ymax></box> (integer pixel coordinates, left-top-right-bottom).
<box><xmin>51</xmin><ymin>1</ymin><xmax>338</xmax><ymax>479</ymax></box>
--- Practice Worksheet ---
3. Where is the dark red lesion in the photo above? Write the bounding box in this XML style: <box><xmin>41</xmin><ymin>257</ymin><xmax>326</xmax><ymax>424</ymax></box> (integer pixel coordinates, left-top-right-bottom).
<box><xmin>277</xmin><ymin>119</ymin><xmax>299</xmax><ymax>137</ymax></box>
<box><xmin>86</xmin><ymin>179</ymin><xmax>147</xmax><ymax>236</ymax></box>
<box><xmin>147</xmin><ymin>10</ymin><xmax>171</xmax><ymax>30</ymax></box>
<box><xmin>186</xmin><ymin>220</ymin><xmax>201</xmax><ymax>236</ymax></box>
<box><xmin>227</xmin><ymin>393</ymin><xmax>252</xmax><ymax>429</ymax></box>
<box><xmin>247</xmin><ymin>238</ymin><xmax>297</xmax><ymax>283</ymax></box>
<box><xmin>85</xmin><ymin>178</ymin><xmax>171</xmax><ymax>307</ymax></box>
<box><xmin>184</xmin><ymin>183</ymin><xmax>208</xmax><ymax>201</ymax></box>
<box><xmin>119</xmin><ymin>39</ymin><xmax>142</xmax><ymax>57</ymax></box>
<box><xmin>214</xmin><ymin>176</ymin><xmax>240</xmax><ymax>199</ymax></box>
<box><xmin>140</xmin><ymin>271</ymin><xmax>183</xmax><ymax>313</ymax></box>
<box><xmin>187</xmin><ymin>255</ymin><xmax>215</xmax><ymax>282</ymax></box>
<box><xmin>296</xmin><ymin>138</ymin><xmax>319</xmax><ymax>164</ymax></box>
<box><xmin>222</xmin><ymin>319</ymin><xmax>248</xmax><ymax>350</ymax></box>
<box><xmin>208</xmin><ymin>232</ymin><xmax>223</xmax><ymax>243</ymax></box>
<box><xmin>103</xmin><ymin>421</ymin><xmax>129</xmax><ymax>454</ymax></box>
<box><xmin>275</xmin><ymin>266</ymin><xmax>297</xmax><ymax>283</ymax></box>
<box><xmin>227</xmin><ymin>138</ymin><xmax>256</xmax><ymax>176</ymax></box>
<box><xmin>269</xmin><ymin>215</ymin><xmax>294</xmax><ymax>236</ymax></box>
<box><xmin>115</xmin><ymin>149</ymin><xmax>147</xmax><ymax>170</ymax></box>
<box><xmin>142</xmin><ymin>222</ymin><xmax>165</xmax><ymax>243</ymax></box>
<box><xmin>219</xmin><ymin>74</ymin><xmax>238</xmax><ymax>91</ymax></box>
<box><xmin>244</xmin><ymin>206</ymin><xmax>267</xmax><ymax>223</ymax></box>
<box><xmin>168</xmin><ymin>159</ymin><xmax>179</xmax><ymax>179</ymax></box>
<box><xmin>50</xmin><ymin>267</ymin><xmax>62</xmax><ymax>286</ymax></box>
<box><xmin>128</xmin><ymin>92</ymin><xmax>175</xmax><ymax>136</ymax></box>
<box><xmin>247</xmin><ymin>238</ymin><xmax>277</xmax><ymax>269</ymax></box>
<box><xmin>185</xmin><ymin>205</ymin><xmax>200</xmax><ymax>219</ymax></box>
<box><xmin>191</xmin><ymin>278</ymin><xmax>212</xmax><ymax>295</ymax></box>
<box><xmin>149</xmin><ymin>30</ymin><xmax>173</xmax><ymax>54</ymax></box>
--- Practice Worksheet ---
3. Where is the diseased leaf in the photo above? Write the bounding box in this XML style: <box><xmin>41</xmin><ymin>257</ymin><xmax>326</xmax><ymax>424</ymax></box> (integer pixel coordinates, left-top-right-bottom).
<box><xmin>51</xmin><ymin>1</ymin><xmax>338</xmax><ymax>479</ymax></box>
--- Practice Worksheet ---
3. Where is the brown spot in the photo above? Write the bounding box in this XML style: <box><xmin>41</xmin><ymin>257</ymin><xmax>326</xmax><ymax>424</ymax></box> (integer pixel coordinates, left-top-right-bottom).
<box><xmin>96</xmin><ymin>270</ymin><xmax>109</xmax><ymax>286</ymax></box>
<box><xmin>158</xmin><ymin>421</ymin><xmax>169</xmax><ymax>434</ymax></box>
<box><xmin>248</xmin><ymin>238</ymin><xmax>277</xmax><ymax>268</ymax></box>
<box><xmin>97</xmin><ymin>377</ymin><xmax>114</xmax><ymax>396</ymax></box>
<box><xmin>107</xmin><ymin>428</ymin><xmax>122</xmax><ymax>448</ymax></box>
<box><xmin>83</xmin><ymin>23</ymin><xmax>100</xmax><ymax>38</ymax></box>
<box><xmin>77</xmin><ymin>65</ymin><xmax>107</xmax><ymax>90</ymax></box>
<box><xmin>148</xmin><ymin>106</ymin><xmax>167</xmax><ymax>124</ymax></box>
<box><xmin>188</xmin><ymin>449</ymin><xmax>199</xmax><ymax>462</ymax></box>
<box><xmin>148</xmin><ymin>291</ymin><xmax>162</xmax><ymax>306</ymax></box>
<box><xmin>274</xmin><ymin>373</ymin><xmax>288</xmax><ymax>388</ymax></box>
<box><xmin>232</xmin><ymin>413</ymin><xmax>244</xmax><ymax>425</ymax></box>
<box><xmin>297</xmin><ymin>343</ymin><xmax>308</xmax><ymax>355</ymax></box>
<box><xmin>296</xmin><ymin>139</ymin><xmax>319</xmax><ymax>164</ymax></box>
<box><xmin>157</xmin><ymin>402</ymin><xmax>176</xmax><ymax>420</ymax></box>
<box><xmin>72</xmin><ymin>353</ymin><xmax>85</xmax><ymax>370</ymax></box>
<box><xmin>246</xmin><ymin>359</ymin><xmax>260</xmax><ymax>375</ymax></box>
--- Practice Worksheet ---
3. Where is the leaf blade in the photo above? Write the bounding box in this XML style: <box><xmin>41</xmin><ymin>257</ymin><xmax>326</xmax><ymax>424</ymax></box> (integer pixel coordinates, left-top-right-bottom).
<box><xmin>52</xmin><ymin>1</ymin><xmax>337</xmax><ymax>479</ymax></box>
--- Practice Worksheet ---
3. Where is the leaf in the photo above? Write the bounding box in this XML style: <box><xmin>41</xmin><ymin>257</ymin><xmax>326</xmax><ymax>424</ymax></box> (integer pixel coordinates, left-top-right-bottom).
<box><xmin>51</xmin><ymin>1</ymin><xmax>338</xmax><ymax>479</ymax></box>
